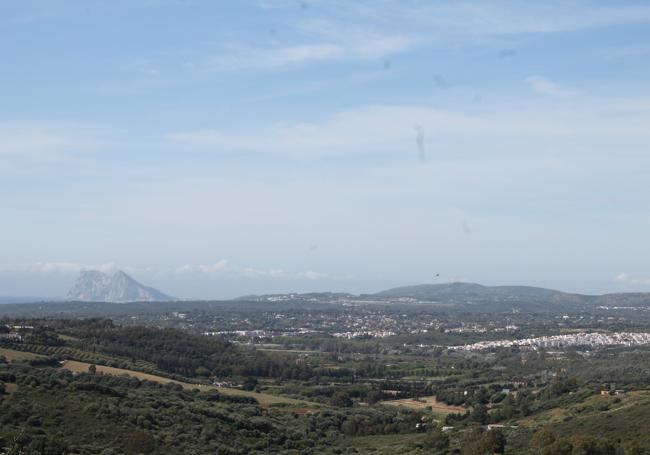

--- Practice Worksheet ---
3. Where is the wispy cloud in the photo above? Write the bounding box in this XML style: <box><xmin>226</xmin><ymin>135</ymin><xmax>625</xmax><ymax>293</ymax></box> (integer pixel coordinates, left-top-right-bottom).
<box><xmin>175</xmin><ymin>260</ymin><xmax>229</xmax><ymax>275</ymax></box>
<box><xmin>0</xmin><ymin>123</ymin><xmax>108</xmax><ymax>158</ymax></box>
<box><xmin>163</xmin><ymin>1</ymin><xmax>650</xmax><ymax>74</ymax></box>
<box><xmin>169</xmin><ymin>98</ymin><xmax>650</xmax><ymax>157</ymax></box>
<box><xmin>0</xmin><ymin>262</ymin><xmax>118</xmax><ymax>275</ymax></box>
<box><xmin>406</xmin><ymin>1</ymin><xmax>650</xmax><ymax>35</ymax></box>
<box><xmin>614</xmin><ymin>273</ymin><xmax>650</xmax><ymax>286</ymax></box>
<box><xmin>176</xmin><ymin>261</ymin><xmax>329</xmax><ymax>280</ymax></box>
<box><xmin>0</xmin><ymin>260</ymin><xmax>330</xmax><ymax>282</ymax></box>
<box><xmin>526</xmin><ymin>76</ymin><xmax>582</xmax><ymax>97</ymax></box>
<box><xmin>241</xmin><ymin>267</ymin><xmax>329</xmax><ymax>280</ymax></box>
<box><xmin>205</xmin><ymin>34</ymin><xmax>412</xmax><ymax>72</ymax></box>
<box><xmin>260</xmin><ymin>1</ymin><xmax>650</xmax><ymax>37</ymax></box>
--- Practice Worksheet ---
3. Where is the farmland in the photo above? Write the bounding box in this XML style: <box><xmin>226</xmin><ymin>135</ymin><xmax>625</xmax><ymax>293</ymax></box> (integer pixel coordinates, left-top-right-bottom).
<box><xmin>0</xmin><ymin>347</ymin><xmax>44</xmax><ymax>362</ymax></box>
<box><xmin>382</xmin><ymin>395</ymin><xmax>465</xmax><ymax>413</ymax></box>
<box><xmin>3</xmin><ymin>310</ymin><xmax>650</xmax><ymax>454</ymax></box>
<box><xmin>61</xmin><ymin>360</ymin><xmax>313</xmax><ymax>407</ymax></box>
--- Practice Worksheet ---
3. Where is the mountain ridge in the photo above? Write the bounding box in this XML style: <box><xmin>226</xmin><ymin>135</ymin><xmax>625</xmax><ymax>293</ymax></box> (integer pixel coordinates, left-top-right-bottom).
<box><xmin>237</xmin><ymin>282</ymin><xmax>650</xmax><ymax>310</ymax></box>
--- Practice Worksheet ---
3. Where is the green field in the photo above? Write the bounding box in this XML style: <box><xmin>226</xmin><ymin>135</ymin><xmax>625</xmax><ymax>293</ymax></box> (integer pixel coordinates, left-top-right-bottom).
<box><xmin>61</xmin><ymin>360</ymin><xmax>316</xmax><ymax>407</ymax></box>
<box><xmin>381</xmin><ymin>395</ymin><xmax>465</xmax><ymax>414</ymax></box>
<box><xmin>0</xmin><ymin>347</ymin><xmax>45</xmax><ymax>362</ymax></box>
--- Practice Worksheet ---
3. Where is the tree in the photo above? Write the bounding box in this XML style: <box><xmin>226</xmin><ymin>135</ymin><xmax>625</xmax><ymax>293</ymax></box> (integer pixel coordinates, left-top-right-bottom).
<box><xmin>484</xmin><ymin>429</ymin><xmax>506</xmax><ymax>454</ymax></box>
<box><xmin>242</xmin><ymin>376</ymin><xmax>258</xmax><ymax>391</ymax></box>
<box><xmin>471</xmin><ymin>404</ymin><xmax>489</xmax><ymax>425</ymax></box>
<box><xmin>530</xmin><ymin>429</ymin><xmax>555</xmax><ymax>454</ymax></box>
<box><xmin>500</xmin><ymin>395</ymin><xmax>516</xmax><ymax>419</ymax></box>
<box><xmin>123</xmin><ymin>431</ymin><xmax>156</xmax><ymax>455</ymax></box>
<box><xmin>460</xmin><ymin>427</ymin><xmax>488</xmax><ymax>455</ymax></box>
<box><xmin>195</xmin><ymin>366</ymin><xmax>210</xmax><ymax>377</ymax></box>
<box><xmin>518</xmin><ymin>396</ymin><xmax>531</xmax><ymax>417</ymax></box>
<box><xmin>423</xmin><ymin>427</ymin><xmax>450</xmax><ymax>452</ymax></box>
<box><xmin>330</xmin><ymin>391</ymin><xmax>352</xmax><ymax>407</ymax></box>
<box><xmin>366</xmin><ymin>390</ymin><xmax>382</xmax><ymax>405</ymax></box>
<box><xmin>623</xmin><ymin>441</ymin><xmax>646</xmax><ymax>455</ymax></box>
<box><xmin>341</xmin><ymin>418</ymin><xmax>358</xmax><ymax>437</ymax></box>
<box><xmin>541</xmin><ymin>439</ymin><xmax>572</xmax><ymax>455</ymax></box>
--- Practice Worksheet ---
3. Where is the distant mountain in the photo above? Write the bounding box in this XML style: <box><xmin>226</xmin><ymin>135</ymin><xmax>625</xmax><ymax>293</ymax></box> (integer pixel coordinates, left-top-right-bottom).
<box><xmin>592</xmin><ymin>292</ymin><xmax>650</xmax><ymax>307</ymax></box>
<box><xmin>367</xmin><ymin>282</ymin><xmax>583</xmax><ymax>302</ymax></box>
<box><xmin>234</xmin><ymin>282</ymin><xmax>650</xmax><ymax>311</ymax></box>
<box><xmin>369</xmin><ymin>282</ymin><xmax>489</xmax><ymax>300</ymax></box>
<box><xmin>67</xmin><ymin>270</ymin><xmax>173</xmax><ymax>303</ymax></box>
<box><xmin>356</xmin><ymin>282</ymin><xmax>594</xmax><ymax>311</ymax></box>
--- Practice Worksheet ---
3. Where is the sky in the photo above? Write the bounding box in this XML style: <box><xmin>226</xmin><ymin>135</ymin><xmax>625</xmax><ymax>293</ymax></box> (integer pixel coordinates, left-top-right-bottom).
<box><xmin>2</xmin><ymin>0</ymin><xmax>650</xmax><ymax>299</ymax></box>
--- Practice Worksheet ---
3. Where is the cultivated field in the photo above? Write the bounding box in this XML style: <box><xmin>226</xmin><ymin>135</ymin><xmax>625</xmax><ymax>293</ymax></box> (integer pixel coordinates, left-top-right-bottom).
<box><xmin>0</xmin><ymin>347</ymin><xmax>45</xmax><ymax>362</ymax></box>
<box><xmin>381</xmin><ymin>395</ymin><xmax>465</xmax><ymax>413</ymax></box>
<box><xmin>61</xmin><ymin>360</ymin><xmax>313</xmax><ymax>407</ymax></box>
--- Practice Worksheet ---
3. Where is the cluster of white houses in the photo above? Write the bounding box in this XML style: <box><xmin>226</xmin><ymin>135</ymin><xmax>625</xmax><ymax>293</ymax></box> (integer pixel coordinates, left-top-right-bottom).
<box><xmin>453</xmin><ymin>331</ymin><xmax>650</xmax><ymax>352</ymax></box>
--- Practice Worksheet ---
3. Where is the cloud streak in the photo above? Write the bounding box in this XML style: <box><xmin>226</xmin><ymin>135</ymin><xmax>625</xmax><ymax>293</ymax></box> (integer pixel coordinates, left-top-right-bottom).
<box><xmin>0</xmin><ymin>123</ymin><xmax>111</xmax><ymax>162</ymax></box>
<box><xmin>0</xmin><ymin>261</ymin><xmax>330</xmax><ymax>282</ymax></box>
<box><xmin>223</xmin><ymin>1</ymin><xmax>650</xmax><ymax>77</ymax></box>
<box><xmin>614</xmin><ymin>273</ymin><xmax>650</xmax><ymax>286</ymax></box>
<box><xmin>526</xmin><ymin>76</ymin><xmax>582</xmax><ymax>97</ymax></box>
<box><xmin>169</xmin><ymin>98</ymin><xmax>650</xmax><ymax>157</ymax></box>
<box><xmin>259</xmin><ymin>1</ymin><xmax>650</xmax><ymax>40</ymax></box>
<box><xmin>204</xmin><ymin>32</ymin><xmax>413</xmax><ymax>72</ymax></box>
<box><xmin>0</xmin><ymin>262</ymin><xmax>118</xmax><ymax>275</ymax></box>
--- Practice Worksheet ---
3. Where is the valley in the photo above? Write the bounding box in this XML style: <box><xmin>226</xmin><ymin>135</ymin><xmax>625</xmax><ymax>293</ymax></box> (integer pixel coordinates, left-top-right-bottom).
<box><xmin>3</xmin><ymin>289</ymin><xmax>650</xmax><ymax>453</ymax></box>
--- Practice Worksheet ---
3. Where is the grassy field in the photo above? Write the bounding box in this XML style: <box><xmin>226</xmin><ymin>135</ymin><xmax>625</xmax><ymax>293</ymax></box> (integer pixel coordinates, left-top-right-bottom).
<box><xmin>61</xmin><ymin>360</ymin><xmax>314</xmax><ymax>407</ymax></box>
<box><xmin>381</xmin><ymin>395</ymin><xmax>465</xmax><ymax>413</ymax></box>
<box><xmin>0</xmin><ymin>347</ymin><xmax>45</xmax><ymax>362</ymax></box>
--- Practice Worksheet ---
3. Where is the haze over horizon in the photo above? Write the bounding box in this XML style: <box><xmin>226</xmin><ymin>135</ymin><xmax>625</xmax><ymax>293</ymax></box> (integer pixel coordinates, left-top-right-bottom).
<box><xmin>3</xmin><ymin>0</ymin><xmax>650</xmax><ymax>299</ymax></box>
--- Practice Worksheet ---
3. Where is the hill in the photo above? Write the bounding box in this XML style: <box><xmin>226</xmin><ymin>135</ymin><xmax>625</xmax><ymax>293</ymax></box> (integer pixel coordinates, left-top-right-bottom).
<box><xmin>234</xmin><ymin>282</ymin><xmax>650</xmax><ymax>312</ymax></box>
<box><xmin>67</xmin><ymin>270</ymin><xmax>173</xmax><ymax>303</ymax></box>
<box><xmin>367</xmin><ymin>282</ymin><xmax>587</xmax><ymax>304</ymax></box>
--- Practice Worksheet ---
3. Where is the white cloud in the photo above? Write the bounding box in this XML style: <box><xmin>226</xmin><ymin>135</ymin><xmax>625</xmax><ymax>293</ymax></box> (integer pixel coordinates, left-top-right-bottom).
<box><xmin>241</xmin><ymin>267</ymin><xmax>329</xmax><ymax>280</ymax></box>
<box><xmin>260</xmin><ymin>1</ymin><xmax>650</xmax><ymax>37</ymax></box>
<box><xmin>168</xmin><ymin>106</ymin><xmax>489</xmax><ymax>156</ymax></box>
<box><xmin>614</xmin><ymin>273</ymin><xmax>650</xmax><ymax>286</ymax></box>
<box><xmin>526</xmin><ymin>76</ymin><xmax>582</xmax><ymax>97</ymax></box>
<box><xmin>0</xmin><ymin>262</ymin><xmax>117</xmax><ymax>275</ymax></box>
<box><xmin>207</xmin><ymin>43</ymin><xmax>341</xmax><ymax>71</ymax></box>
<box><xmin>175</xmin><ymin>262</ymin><xmax>330</xmax><ymax>280</ymax></box>
<box><xmin>408</xmin><ymin>1</ymin><xmax>650</xmax><ymax>35</ymax></box>
<box><xmin>0</xmin><ymin>260</ymin><xmax>329</xmax><ymax>282</ymax></box>
<box><xmin>180</xmin><ymin>1</ymin><xmax>650</xmax><ymax>74</ymax></box>
<box><xmin>175</xmin><ymin>260</ymin><xmax>230</xmax><ymax>275</ymax></box>
<box><xmin>0</xmin><ymin>123</ymin><xmax>108</xmax><ymax>158</ymax></box>
<box><xmin>169</xmin><ymin>99</ymin><xmax>650</xmax><ymax>157</ymax></box>
<box><xmin>206</xmin><ymin>34</ymin><xmax>412</xmax><ymax>72</ymax></box>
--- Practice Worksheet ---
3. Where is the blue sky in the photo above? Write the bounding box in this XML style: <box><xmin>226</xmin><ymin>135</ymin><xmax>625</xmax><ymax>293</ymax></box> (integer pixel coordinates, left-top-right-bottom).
<box><xmin>3</xmin><ymin>0</ymin><xmax>650</xmax><ymax>299</ymax></box>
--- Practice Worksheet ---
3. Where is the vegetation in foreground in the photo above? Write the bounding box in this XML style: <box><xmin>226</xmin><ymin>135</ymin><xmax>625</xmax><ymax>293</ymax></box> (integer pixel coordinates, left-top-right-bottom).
<box><xmin>2</xmin><ymin>317</ymin><xmax>650</xmax><ymax>454</ymax></box>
